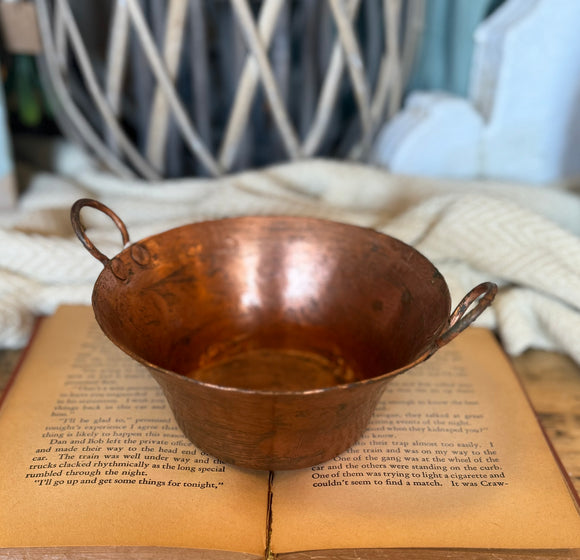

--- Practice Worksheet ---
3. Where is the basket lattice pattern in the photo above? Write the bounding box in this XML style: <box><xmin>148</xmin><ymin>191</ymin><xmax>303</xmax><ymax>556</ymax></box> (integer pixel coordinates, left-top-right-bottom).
<box><xmin>35</xmin><ymin>0</ymin><xmax>424</xmax><ymax>179</ymax></box>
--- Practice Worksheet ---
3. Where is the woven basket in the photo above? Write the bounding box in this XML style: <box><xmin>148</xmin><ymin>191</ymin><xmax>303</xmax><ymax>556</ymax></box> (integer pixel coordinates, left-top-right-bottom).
<box><xmin>35</xmin><ymin>0</ymin><xmax>424</xmax><ymax>179</ymax></box>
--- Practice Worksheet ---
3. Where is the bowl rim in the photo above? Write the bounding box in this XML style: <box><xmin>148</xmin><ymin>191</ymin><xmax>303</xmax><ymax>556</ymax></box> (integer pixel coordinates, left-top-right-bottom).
<box><xmin>91</xmin><ymin>214</ymin><xmax>452</xmax><ymax>397</ymax></box>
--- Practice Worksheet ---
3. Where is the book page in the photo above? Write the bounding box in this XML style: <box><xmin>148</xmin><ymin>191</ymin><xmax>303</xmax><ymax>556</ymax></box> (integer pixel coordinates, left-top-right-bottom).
<box><xmin>271</xmin><ymin>328</ymin><xmax>580</xmax><ymax>552</ymax></box>
<box><xmin>0</xmin><ymin>306</ymin><xmax>268</xmax><ymax>555</ymax></box>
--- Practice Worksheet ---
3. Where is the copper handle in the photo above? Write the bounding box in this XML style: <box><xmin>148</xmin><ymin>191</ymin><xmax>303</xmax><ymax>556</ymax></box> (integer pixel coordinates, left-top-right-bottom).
<box><xmin>70</xmin><ymin>198</ymin><xmax>130</xmax><ymax>266</ymax></box>
<box><xmin>436</xmin><ymin>282</ymin><xmax>498</xmax><ymax>348</ymax></box>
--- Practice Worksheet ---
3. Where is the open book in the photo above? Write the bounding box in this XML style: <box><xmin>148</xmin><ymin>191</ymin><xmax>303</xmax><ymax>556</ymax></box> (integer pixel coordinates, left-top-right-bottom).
<box><xmin>0</xmin><ymin>306</ymin><xmax>579</xmax><ymax>559</ymax></box>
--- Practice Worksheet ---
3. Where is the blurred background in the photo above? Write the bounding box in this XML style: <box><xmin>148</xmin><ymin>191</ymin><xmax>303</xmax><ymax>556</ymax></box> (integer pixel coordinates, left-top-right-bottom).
<box><xmin>0</xmin><ymin>0</ymin><xmax>512</xmax><ymax>197</ymax></box>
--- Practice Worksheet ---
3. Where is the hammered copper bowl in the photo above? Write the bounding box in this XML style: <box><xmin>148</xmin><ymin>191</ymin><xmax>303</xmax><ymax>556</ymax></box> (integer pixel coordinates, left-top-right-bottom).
<box><xmin>71</xmin><ymin>199</ymin><xmax>496</xmax><ymax>471</ymax></box>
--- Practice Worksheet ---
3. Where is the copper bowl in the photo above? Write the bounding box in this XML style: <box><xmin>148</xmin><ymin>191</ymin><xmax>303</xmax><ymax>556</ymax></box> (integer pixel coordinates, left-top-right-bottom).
<box><xmin>71</xmin><ymin>199</ymin><xmax>496</xmax><ymax>471</ymax></box>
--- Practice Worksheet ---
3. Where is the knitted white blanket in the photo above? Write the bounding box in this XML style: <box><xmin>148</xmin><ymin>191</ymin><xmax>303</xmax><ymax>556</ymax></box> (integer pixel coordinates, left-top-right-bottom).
<box><xmin>3</xmin><ymin>142</ymin><xmax>580</xmax><ymax>366</ymax></box>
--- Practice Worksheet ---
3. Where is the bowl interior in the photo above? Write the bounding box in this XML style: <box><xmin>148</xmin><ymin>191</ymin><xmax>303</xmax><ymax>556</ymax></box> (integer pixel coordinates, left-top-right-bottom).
<box><xmin>93</xmin><ymin>217</ymin><xmax>450</xmax><ymax>391</ymax></box>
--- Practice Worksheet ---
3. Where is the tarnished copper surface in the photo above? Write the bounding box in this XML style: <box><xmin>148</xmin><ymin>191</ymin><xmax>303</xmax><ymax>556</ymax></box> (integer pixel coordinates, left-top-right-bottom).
<box><xmin>71</xmin><ymin>199</ymin><xmax>497</xmax><ymax>471</ymax></box>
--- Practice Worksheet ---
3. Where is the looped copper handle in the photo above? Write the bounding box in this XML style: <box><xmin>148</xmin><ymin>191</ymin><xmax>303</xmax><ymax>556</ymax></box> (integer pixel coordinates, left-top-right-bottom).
<box><xmin>70</xmin><ymin>198</ymin><xmax>130</xmax><ymax>266</ymax></box>
<box><xmin>436</xmin><ymin>282</ymin><xmax>498</xmax><ymax>348</ymax></box>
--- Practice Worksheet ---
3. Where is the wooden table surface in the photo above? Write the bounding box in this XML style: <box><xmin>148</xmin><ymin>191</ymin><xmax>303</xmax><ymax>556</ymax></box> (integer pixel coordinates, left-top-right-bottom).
<box><xmin>511</xmin><ymin>350</ymin><xmax>580</xmax><ymax>495</ymax></box>
<box><xmin>0</xmin><ymin>344</ymin><xmax>579</xmax><ymax>495</ymax></box>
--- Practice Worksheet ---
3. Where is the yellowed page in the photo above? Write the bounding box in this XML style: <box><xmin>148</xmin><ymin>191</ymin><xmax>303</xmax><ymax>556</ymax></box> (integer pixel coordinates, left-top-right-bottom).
<box><xmin>0</xmin><ymin>306</ymin><xmax>268</xmax><ymax>555</ymax></box>
<box><xmin>271</xmin><ymin>328</ymin><xmax>580</xmax><ymax>552</ymax></box>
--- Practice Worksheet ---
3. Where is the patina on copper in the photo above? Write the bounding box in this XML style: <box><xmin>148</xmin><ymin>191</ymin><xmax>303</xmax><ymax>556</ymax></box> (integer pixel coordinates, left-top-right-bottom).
<box><xmin>71</xmin><ymin>198</ymin><xmax>497</xmax><ymax>471</ymax></box>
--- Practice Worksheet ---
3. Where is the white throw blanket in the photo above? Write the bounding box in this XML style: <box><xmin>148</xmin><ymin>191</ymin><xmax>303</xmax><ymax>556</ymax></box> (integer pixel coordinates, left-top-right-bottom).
<box><xmin>2</xmin><ymin>141</ymin><xmax>580</xmax><ymax>366</ymax></box>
